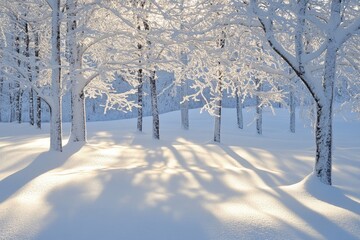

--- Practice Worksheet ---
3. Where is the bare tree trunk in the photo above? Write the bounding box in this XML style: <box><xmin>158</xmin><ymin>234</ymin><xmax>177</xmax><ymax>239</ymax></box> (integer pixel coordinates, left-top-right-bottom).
<box><xmin>50</xmin><ymin>0</ymin><xmax>63</xmax><ymax>152</ymax></box>
<box><xmin>133</xmin><ymin>0</ymin><xmax>145</xmax><ymax>132</ymax></box>
<box><xmin>34</xmin><ymin>30</ymin><xmax>41</xmax><ymax>129</ymax></box>
<box><xmin>180</xmin><ymin>50</ymin><xmax>189</xmax><ymax>130</ymax></box>
<box><xmin>15</xmin><ymin>84</ymin><xmax>22</xmax><ymax>124</ymax></box>
<box><xmin>67</xmin><ymin>0</ymin><xmax>87</xmax><ymax>143</ymax></box>
<box><xmin>214</xmin><ymin>30</ymin><xmax>225</xmax><ymax>142</ymax></box>
<box><xmin>315</xmin><ymin>100</ymin><xmax>333</xmax><ymax>185</ymax></box>
<box><xmin>15</xmin><ymin>31</ymin><xmax>22</xmax><ymax>124</ymax></box>
<box><xmin>137</xmin><ymin>69</ymin><xmax>143</xmax><ymax>132</ymax></box>
<box><xmin>236</xmin><ymin>88</ymin><xmax>243</xmax><ymax>129</ymax></box>
<box><xmin>180</xmin><ymin>80</ymin><xmax>189</xmax><ymax>130</ymax></box>
<box><xmin>149</xmin><ymin>71</ymin><xmax>159</xmax><ymax>139</ymax></box>
<box><xmin>255</xmin><ymin>79</ymin><xmax>262</xmax><ymax>135</ymax></box>
<box><xmin>314</xmin><ymin>18</ymin><xmax>338</xmax><ymax>184</ymax></box>
<box><xmin>70</xmin><ymin>88</ymin><xmax>86</xmax><ymax>142</ymax></box>
<box><xmin>24</xmin><ymin>21</ymin><xmax>34</xmax><ymax>126</ymax></box>
<box><xmin>9</xmin><ymin>83</ymin><xmax>15</xmax><ymax>122</ymax></box>
<box><xmin>289</xmin><ymin>90</ymin><xmax>295</xmax><ymax>133</ymax></box>
<box><xmin>213</xmin><ymin>81</ymin><xmax>222</xmax><ymax>142</ymax></box>
<box><xmin>29</xmin><ymin>90</ymin><xmax>34</xmax><ymax>125</ymax></box>
<box><xmin>36</xmin><ymin>96</ymin><xmax>42</xmax><ymax>129</ymax></box>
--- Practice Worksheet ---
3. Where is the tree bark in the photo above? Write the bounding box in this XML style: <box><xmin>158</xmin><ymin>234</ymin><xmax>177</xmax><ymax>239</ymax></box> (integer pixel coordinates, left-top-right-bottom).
<box><xmin>15</xmin><ymin>31</ymin><xmax>22</xmax><ymax>124</ymax></box>
<box><xmin>256</xmin><ymin>79</ymin><xmax>262</xmax><ymax>135</ymax></box>
<box><xmin>180</xmin><ymin>49</ymin><xmax>189</xmax><ymax>130</ymax></box>
<box><xmin>50</xmin><ymin>0</ymin><xmax>63</xmax><ymax>151</ymax></box>
<box><xmin>289</xmin><ymin>90</ymin><xmax>295</xmax><ymax>133</ymax></box>
<box><xmin>213</xmin><ymin>82</ymin><xmax>222</xmax><ymax>143</ymax></box>
<box><xmin>180</xmin><ymin>80</ymin><xmax>189</xmax><ymax>130</ymax></box>
<box><xmin>66</xmin><ymin>0</ymin><xmax>87</xmax><ymax>143</ymax></box>
<box><xmin>9</xmin><ymin>83</ymin><xmax>15</xmax><ymax>122</ymax></box>
<box><xmin>22</xmin><ymin>19</ymin><xmax>34</xmax><ymax>126</ymax></box>
<box><xmin>315</xmin><ymin>101</ymin><xmax>332</xmax><ymax>185</ymax></box>
<box><xmin>214</xmin><ymin>30</ymin><xmax>225</xmax><ymax>142</ymax></box>
<box><xmin>70</xmin><ymin>89</ymin><xmax>86</xmax><ymax>142</ymax></box>
<box><xmin>149</xmin><ymin>71</ymin><xmax>159</xmax><ymax>139</ymax></box>
<box><xmin>36</xmin><ymin>96</ymin><xmax>41</xmax><ymax>129</ymax></box>
<box><xmin>137</xmin><ymin>69</ymin><xmax>143</xmax><ymax>132</ymax></box>
<box><xmin>236</xmin><ymin>88</ymin><xmax>243</xmax><ymax>129</ymax></box>
<box><xmin>34</xmin><ymin>29</ymin><xmax>41</xmax><ymax>129</ymax></box>
<box><xmin>15</xmin><ymin>84</ymin><xmax>22</xmax><ymax>124</ymax></box>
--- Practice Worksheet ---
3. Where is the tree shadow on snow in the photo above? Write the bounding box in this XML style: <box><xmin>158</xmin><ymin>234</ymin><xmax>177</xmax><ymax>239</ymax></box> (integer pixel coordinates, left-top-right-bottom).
<box><xmin>220</xmin><ymin>144</ymin><xmax>360</xmax><ymax>239</ymax></box>
<box><xmin>23</xmin><ymin>132</ymin><xmax>359</xmax><ymax>240</ymax></box>
<box><xmin>0</xmin><ymin>143</ymin><xmax>84</xmax><ymax>204</ymax></box>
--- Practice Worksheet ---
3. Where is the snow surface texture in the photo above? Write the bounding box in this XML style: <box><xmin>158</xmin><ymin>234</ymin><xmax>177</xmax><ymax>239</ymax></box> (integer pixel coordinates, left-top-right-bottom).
<box><xmin>0</xmin><ymin>108</ymin><xmax>359</xmax><ymax>240</ymax></box>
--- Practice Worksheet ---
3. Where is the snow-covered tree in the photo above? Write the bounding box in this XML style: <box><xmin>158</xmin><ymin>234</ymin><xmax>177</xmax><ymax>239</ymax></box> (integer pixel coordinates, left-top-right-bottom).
<box><xmin>251</xmin><ymin>0</ymin><xmax>360</xmax><ymax>184</ymax></box>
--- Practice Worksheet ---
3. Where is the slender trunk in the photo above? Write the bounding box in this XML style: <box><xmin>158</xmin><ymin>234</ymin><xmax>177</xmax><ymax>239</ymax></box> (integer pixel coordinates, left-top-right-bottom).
<box><xmin>289</xmin><ymin>90</ymin><xmax>295</xmax><ymax>133</ymax></box>
<box><xmin>149</xmin><ymin>71</ymin><xmax>159</xmax><ymax>139</ymax></box>
<box><xmin>214</xmin><ymin>30</ymin><xmax>225</xmax><ymax>142</ymax></box>
<box><xmin>15</xmin><ymin>31</ymin><xmax>22</xmax><ymax>124</ymax></box>
<box><xmin>15</xmin><ymin>85</ymin><xmax>22</xmax><ymax>124</ymax></box>
<box><xmin>34</xmin><ymin>31</ymin><xmax>41</xmax><ymax>129</ymax></box>
<box><xmin>214</xmin><ymin>81</ymin><xmax>222</xmax><ymax>143</ymax></box>
<box><xmin>9</xmin><ymin>83</ymin><xmax>14</xmax><ymax>122</ymax></box>
<box><xmin>24</xmin><ymin>20</ymin><xmax>34</xmax><ymax>126</ymax></box>
<box><xmin>180</xmin><ymin>49</ymin><xmax>189</xmax><ymax>130</ymax></box>
<box><xmin>29</xmin><ymin>90</ymin><xmax>34</xmax><ymax>125</ymax></box>
<box><xmin>180</xmin><ymin>80</ymin><xmax>189</xmax><ymax>130</ymax></box>
<box><xmin>50</xmin><ymin>0</ymin><xmax>63</xmax><ymax>152</ymax></box>
<box><xmin>135</xmin><ymin>3</ymin><xmax>144</xmax><ymax>132</ymax></box>
<box><xmin>236</xmin><ymin>88</ymin><xmax>243</xmax><ymax>129</ymax></box>
<box><xmin>137</xmin><ymin>68</ymin><xmax>143</xmax><ymax>132</ymax></box>
<box><xmin>36</xmin><ymin>96</ymin><xmax>41</xmax><ymax>129</ymax></box>
<box><xmin>256</xmin><ymin>79</ymin><xmax>262</xmax><ymax>135</ymax></box>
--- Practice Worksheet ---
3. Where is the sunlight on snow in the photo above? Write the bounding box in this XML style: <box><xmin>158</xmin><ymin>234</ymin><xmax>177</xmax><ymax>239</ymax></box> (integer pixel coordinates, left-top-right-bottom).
<box><xmin>0</xmin><ymin>109</ymin><xmax>359</xmax><ymax>239</ymax></box>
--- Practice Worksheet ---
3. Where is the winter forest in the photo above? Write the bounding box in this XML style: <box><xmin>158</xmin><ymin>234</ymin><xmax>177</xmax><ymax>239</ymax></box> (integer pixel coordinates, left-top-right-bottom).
<box><xmin>0</xmin><ymin>0</ymin><xmax>359</xmax><ymax>239</ymax></box>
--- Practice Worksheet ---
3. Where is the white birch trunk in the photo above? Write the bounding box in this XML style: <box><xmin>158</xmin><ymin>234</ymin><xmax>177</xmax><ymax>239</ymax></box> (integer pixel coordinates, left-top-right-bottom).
<box><xmin>214</xmin><ymin>30</ymin><xmax>225</xmax><ymax>142</ymax></box>
<box><xmin>137</xmin><ymin>69</ymin><xmax>143</xmax><ymax>132</ymax></box>
<box><xmin>15</xmin><ymin>31</ymin><xmax>22</xmax><ymax>124</ymax></box>
<box><xmin>289</xmin><ymin>90</ymin><xmax>295</xmax><ymax>133</ymax></box>
<box><xmin>236</xmin><ymin>88</ymin><xmax>243</xmax><ymax>129</ymax></box>
<box><xmin>136</xmin><ymin>6</ymin><xmax>143</xmax><ymax>132</ymax></box>
<box><xmin>24</xmin><ymin>20</ymin><xmax>34</xmax><ymax>126</ymax></box>
<box><xmin>34</xmin><ymin>30</ymin><xmax>41</xmax><ymax>129</ymax></box>
<box><xmin>49</xmin><ymin>0</ymin><xmax>63</xmax><ymax>152</ymax></box>
<box><xmin>70</xmin><ymin>88</ymin><xmax>86</xmax><ymax>142</ymax></box>
<box><xmin>180</xmin><ymin>49</ymin><xmax>189</xmax><ymax>130</ymax></box>
<box><xmin>256</xmin><ymin>79</ymin><xmax>262</xmax><ymax>135</ymax></box>
<box><xmin>150</xmin><ymin>71</ymin><xmax>159</xmax><ymax>139</ymax></box>
<box><xmin>315</xmin><ymin>101</ymin><xmax>333</xmax><ymax>185</ymax></box>
<box><xmin>15</xmin><ymin>85</ymin><xmax>22</xmax><ymax>124</ymax></box>
<box><xmin>312</xmin><ymin>0</ymin><xmax>342</xmax><ymax>185</ymax></box>
<box><xmin>213</xmin><ymin>92</ymin><xmax>222</xmax><ymax>143</ymax></box>
<box><xmin>214</xmin><ymin>79</ymin><xmax>222</xmax><ymax>143</ymax></box>
<box><xmin>180</xmin><ymin>80</ymin><xmax>189</xmax><ymax>130</ymax></box>
<box><xmin>9</xmin><ymin>84</ymin><xmax>14</xmax><ymax>122</ymax></box>
<box><xmin>66</xmin><ymin>0</ymin><xmax>87</xmax><ymax>142</ymax></box>
<box><xmin>36</xmin><ymin>95</ymin><xmax>41</xmax><ymax>129</ymax></box>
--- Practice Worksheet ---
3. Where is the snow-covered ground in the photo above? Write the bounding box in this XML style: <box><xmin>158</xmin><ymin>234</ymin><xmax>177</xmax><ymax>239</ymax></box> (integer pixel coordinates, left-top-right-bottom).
<box><xmin>0</xmin><ymin>108</ymin><xmax>359</xmax><ymax>240</ymax></box>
